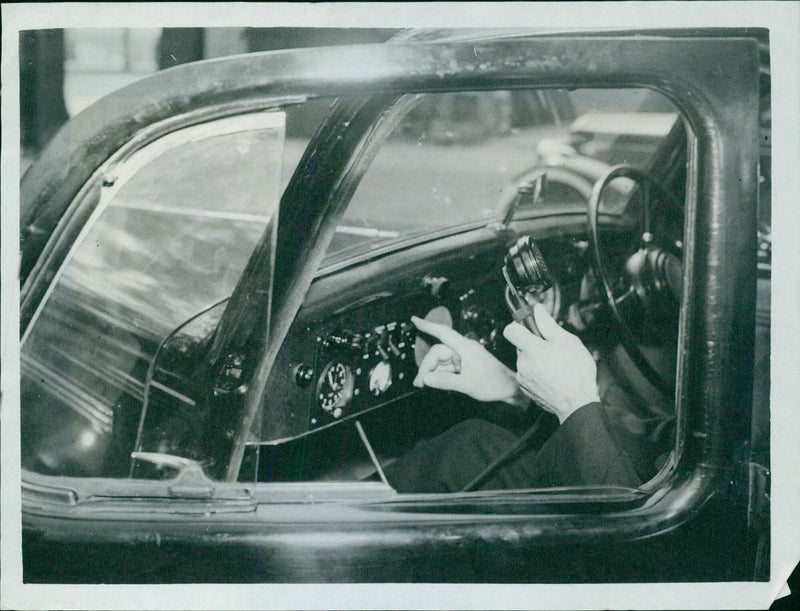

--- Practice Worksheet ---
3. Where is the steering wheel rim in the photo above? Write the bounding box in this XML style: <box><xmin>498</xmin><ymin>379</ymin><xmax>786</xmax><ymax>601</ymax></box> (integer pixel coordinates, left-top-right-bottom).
<box><xmin>587</xmin><ymin>165</ymin><xmax>683</xmax><ymax>396</ymax></box>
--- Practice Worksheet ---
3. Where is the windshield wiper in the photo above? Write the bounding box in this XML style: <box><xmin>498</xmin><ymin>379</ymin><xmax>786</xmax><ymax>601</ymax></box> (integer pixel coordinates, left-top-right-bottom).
<box><xmin>499</xmin><ymin>172</ymin><xmax>547</xmax><ymax>229</ymax></box>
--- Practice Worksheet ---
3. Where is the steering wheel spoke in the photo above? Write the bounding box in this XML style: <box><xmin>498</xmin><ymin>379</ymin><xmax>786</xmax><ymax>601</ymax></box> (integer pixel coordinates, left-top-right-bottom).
<box><xmin>613</xmin><ymin>285</ymin><xmax>638</xmax><ymax>308</ymax></box>
<box><xmin>587</xmin><ymin>165</ymin><xmax>683</xmax><ymax>396</ymax></box>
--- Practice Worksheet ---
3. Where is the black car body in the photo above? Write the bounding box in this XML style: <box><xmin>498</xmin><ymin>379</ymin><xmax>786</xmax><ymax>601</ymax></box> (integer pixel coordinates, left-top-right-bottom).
<box><xmin>18</xmin><ymin>28</ymin><xmax>770</xmax><ymax>584</ymax></box>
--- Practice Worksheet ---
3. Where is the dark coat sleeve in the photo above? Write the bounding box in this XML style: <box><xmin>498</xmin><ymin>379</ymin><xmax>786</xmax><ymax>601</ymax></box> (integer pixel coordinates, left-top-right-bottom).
<box><xmin>530</xmin><ymin>402</ymin><xmax>643</xmax><ymax>488</ymax></box>
<box><xmin>383</xmin><ymin>402</ymin><xmax>646</xmax><ymax>493</ymax></box>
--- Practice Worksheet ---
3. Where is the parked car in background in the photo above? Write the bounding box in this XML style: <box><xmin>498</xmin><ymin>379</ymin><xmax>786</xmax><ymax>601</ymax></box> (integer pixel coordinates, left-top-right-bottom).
<box><xmin>19</xmin><ymin>28</ymin><xmax>769</xmax><ymax>583</ymax></box>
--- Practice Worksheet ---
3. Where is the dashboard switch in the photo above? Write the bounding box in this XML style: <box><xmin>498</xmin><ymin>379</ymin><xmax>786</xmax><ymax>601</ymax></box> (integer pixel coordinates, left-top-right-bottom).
<box><xmin>323</xmin><ymin>329</ymin><xmax>362</xmax><ymax>352</ymax></box>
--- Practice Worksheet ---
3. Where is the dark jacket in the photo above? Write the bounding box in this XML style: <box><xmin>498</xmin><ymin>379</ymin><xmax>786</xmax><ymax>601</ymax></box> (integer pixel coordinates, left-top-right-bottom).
<box><xmin>384</xmin><ymin>402</ymin><xmax>648</xmax><ymax>493</ymax></box>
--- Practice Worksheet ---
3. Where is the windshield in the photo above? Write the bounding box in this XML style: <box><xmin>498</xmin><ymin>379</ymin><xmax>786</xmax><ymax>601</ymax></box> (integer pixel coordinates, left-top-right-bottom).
<box><xmin>324</xmin><ymin>87</ymin><xmax>679</xmax><ymax>265</ymax></box>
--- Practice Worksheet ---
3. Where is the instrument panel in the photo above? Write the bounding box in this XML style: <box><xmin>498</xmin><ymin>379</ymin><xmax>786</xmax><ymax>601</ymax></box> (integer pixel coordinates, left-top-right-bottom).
<box><xmin>311</xmin><ymin>320</ymin><xmax>419</xmax><ymax>424</ymax></box>
<box><xmin>259</xmin><ymin>232</ymin><xmax>606</xmax><ymax>444</ymax></box>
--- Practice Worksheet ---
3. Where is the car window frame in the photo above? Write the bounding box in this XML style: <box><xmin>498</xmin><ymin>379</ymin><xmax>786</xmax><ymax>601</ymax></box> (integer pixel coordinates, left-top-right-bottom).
<box><xmin>20</xmin><ymin>34</ymin><xmax>762</xmax><ymax>543</ymax></box>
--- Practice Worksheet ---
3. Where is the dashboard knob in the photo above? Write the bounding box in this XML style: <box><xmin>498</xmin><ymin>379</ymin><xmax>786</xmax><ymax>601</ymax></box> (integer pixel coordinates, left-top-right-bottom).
<box><xmin>293</xmin><ymin>363</ymin><xmax>315</xmax><ymax>387</ymax></box>
<box><xmin>400</xmin><ymin>322</ymin><xmax>416</xmax><ymax>338</ymax></box>
<box><xmin>349</xmin><ymin>332</ymin><xmax>364</xmax><ymax>351</ymax></box>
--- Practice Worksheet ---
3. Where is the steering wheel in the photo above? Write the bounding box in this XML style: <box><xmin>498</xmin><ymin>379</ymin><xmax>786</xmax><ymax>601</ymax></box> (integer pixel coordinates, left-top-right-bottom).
<box><xmin>587</xmin><ymin>165</ymin><xmax>683</xmax><ymax>396</ymax></box>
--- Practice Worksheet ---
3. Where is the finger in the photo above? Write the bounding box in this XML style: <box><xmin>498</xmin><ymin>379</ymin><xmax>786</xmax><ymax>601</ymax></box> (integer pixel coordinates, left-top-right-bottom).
<box><xmin>532</xmin><ymin>303</ymin><xmax>571</xmax><ymax>342</ymax></box>
<box><xmin>414</xmin><ymin>344</ymin><xmax>457</xmax><ymax>386</ymax></box>
<box><xmin>503</xmin><ymin>321</ymin><xmax>544</xmax><ymax>352</ymax></box>
<box><xmin>411</xmin><ymin>315</ymin><xmax>471</xmax><ymax>349</ymax></box>
<box><xmin>420</xmin><ymin>369</ymin><xmax>464</xmax><ymax>393</ymax></box>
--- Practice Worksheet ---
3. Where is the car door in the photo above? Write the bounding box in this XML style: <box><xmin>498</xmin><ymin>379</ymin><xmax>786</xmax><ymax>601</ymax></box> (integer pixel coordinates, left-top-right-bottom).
<box><xmin>20</xmin><ymin>32</ymin><xmax>764</xmax><ymax>582</ymax></box>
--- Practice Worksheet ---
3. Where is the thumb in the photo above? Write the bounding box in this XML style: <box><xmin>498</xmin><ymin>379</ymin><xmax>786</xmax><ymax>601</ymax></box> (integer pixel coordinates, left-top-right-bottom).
<box><xmin>532</xmin><ymin>303</ymin><xmax>569</xmax><ymax>341</ymax></box>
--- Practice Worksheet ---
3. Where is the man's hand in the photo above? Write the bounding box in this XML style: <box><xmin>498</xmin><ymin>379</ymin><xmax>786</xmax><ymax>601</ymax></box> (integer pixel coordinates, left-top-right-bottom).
<box><xmin>411</xmin><ymin>316</ymin><xmax>528</xmax><ymax>408</ymax></box>
<box><xmin>503</xmin><ymin>303</ymin><xmax>601</xmax><ymax>424</ymax></box>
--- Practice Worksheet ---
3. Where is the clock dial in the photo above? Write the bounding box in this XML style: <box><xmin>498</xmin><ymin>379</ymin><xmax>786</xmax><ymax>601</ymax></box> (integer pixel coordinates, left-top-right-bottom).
<box><xmin>316</xmin><ymin>361</ymin><xmax>354</xmax><ymax>414</ymax></box>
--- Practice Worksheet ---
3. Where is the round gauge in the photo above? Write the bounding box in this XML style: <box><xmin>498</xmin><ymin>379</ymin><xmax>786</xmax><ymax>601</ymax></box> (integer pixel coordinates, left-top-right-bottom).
<box><xmin>316</xmin><ymin>361</ymin><xmax>354</xmax><ymax>414</ymax></box>
<box><xmin>369</xmin><ymin>360</ymin><xmax>393</xmax><ymax>395</ymax></box>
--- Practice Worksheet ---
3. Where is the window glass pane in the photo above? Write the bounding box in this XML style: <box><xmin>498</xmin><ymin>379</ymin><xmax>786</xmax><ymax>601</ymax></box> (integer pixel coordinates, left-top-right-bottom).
<box><xmin>324</xmin><ymin>88</ymin><xmax>679</xmax><ymax>263</ymax></box>
<box><xmin>21</xmin><ymin>112</ymin><xmax>285</xmax><ymax>477</ymax></box>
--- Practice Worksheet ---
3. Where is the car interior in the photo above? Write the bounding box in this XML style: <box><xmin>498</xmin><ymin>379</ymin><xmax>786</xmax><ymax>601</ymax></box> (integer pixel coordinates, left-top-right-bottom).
<box><xmin>133</xmin><ymin>88</ymin><xmax>687</xmax><ymax>488</ymax></box>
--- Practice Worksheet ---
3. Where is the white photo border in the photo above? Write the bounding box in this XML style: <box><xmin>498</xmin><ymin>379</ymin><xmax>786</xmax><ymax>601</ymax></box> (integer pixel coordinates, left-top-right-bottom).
<box><xmin>2</xmin><ymin>2</ymin><xmax>799</xmax><ymax>609</ymax></box>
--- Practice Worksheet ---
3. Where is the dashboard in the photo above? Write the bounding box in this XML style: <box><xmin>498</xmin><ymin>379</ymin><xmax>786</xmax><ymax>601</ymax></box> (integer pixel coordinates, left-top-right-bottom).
<box><xmin>255</xmin><ymin>224</ymin><xmax>625</xmax><ymax>448</ymax></box>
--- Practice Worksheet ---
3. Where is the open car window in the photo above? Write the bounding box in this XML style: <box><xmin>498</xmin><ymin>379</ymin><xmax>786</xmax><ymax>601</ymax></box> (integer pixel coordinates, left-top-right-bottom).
<box><xmin>21</xmin><ymin>112</ymin><xmax>286</xmax><ymax>478</ymax></box>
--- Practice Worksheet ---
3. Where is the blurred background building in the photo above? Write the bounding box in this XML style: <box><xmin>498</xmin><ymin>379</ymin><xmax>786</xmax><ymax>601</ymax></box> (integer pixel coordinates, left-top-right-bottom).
<box><xmin>20</xmin><ymin>28</ymin><xmax>399</xmax><ymax>173</ymax></box>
